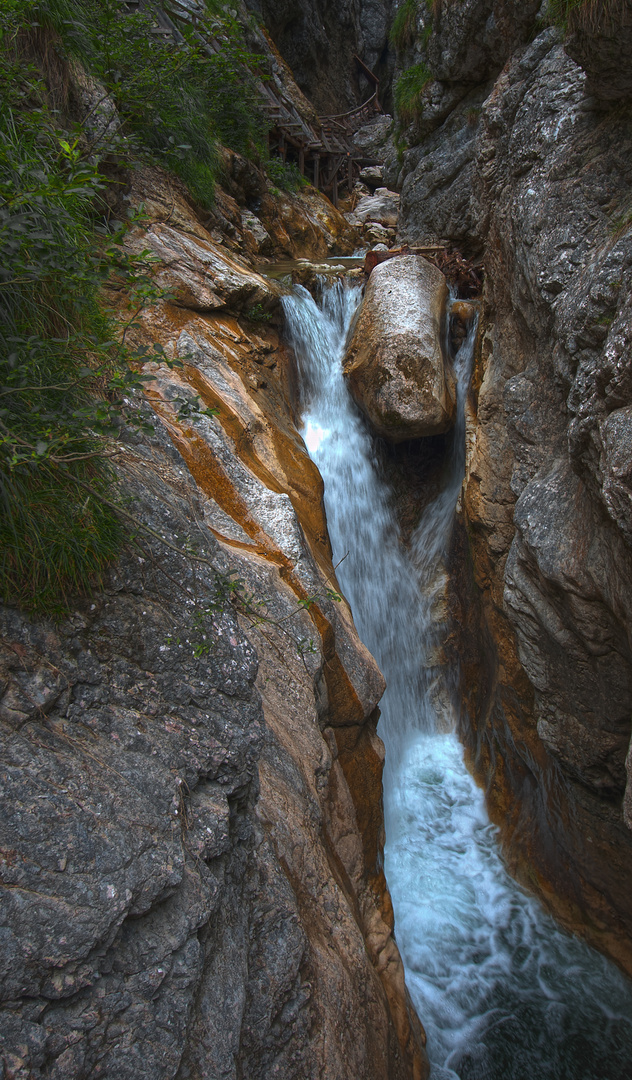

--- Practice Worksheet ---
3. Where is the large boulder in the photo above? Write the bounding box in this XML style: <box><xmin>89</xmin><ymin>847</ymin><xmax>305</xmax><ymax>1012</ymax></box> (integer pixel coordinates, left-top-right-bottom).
<box><xmin>354</xmin><ymin>187</ymin><xmax>400</xmax><ymax>228</ymax></box>
<box><xmin>352</xmin><ymin>115</ymin><xmax>395</xmax><ymax>158</ymax></box>
<box><xmin>343</xmin><ymin>255</ymin><xmax>454</xmax><ymax>441</ymax></box>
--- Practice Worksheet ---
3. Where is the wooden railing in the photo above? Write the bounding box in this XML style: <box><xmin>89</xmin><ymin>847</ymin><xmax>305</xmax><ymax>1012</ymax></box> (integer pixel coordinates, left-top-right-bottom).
<box><xmin>321</xmin><ymin>90</ymin><xmax>382</xmax><ymax>136</ymax></box>
<box><xmin>119</xmin><ymin>1</ymin><xmax>383</xmax><ymax>205</ymax></box>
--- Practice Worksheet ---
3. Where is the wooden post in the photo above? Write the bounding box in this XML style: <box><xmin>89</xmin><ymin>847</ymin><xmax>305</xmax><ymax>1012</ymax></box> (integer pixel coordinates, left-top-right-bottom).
<box><xmin>279</xmin><ymin>133</ymin><xmax>286</xmax><ymax>162</ymax></box>
<box><xmin>332</xmin><ymin>168</ymin><xmax>338</xmax><ymax>208</ymax></box>
<box><xmin>298</xmin><ymin>148</ymin><xmax>305</xmax><ymax>176</ymax></box>
<box><xmin>313</xmin><ymin>153</ymin><xmax>319</xmax><ymax>190</ymax></box>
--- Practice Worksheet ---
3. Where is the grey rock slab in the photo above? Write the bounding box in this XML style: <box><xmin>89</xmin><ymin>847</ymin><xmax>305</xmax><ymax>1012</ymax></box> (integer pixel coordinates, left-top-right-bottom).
<box><xmin>0</xmin><ymin>414</ymin><xmax>265</xmax><ymax>1076</ymax></box>
<box><xmin>132</xmin><ymin>223</ymin><xmax>279</xmax><ymax>313</ymax></box>
<box><xmin>359</xmin><ymin>165</ymin><xmax>384</xmax><ymax>186</ymax></box>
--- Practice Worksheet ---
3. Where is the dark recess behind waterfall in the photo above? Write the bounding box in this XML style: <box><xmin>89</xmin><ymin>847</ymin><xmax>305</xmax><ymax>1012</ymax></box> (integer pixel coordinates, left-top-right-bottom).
<box><xmin>243</xmin><ymin>0</ymin><xmax>395</xmax><ymax>113</ymax></box>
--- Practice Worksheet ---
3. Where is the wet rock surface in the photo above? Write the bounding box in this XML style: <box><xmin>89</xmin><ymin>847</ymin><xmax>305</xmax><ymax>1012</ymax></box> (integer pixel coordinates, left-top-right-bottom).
<box><xmin>258</xmin><ymin>188</ymin><xmax>359</xmax><ymax>261</ymax></box>
<box><xmin>0</xmin><ymin>162</ymin><xmax>427</xmax><ymax>1078</ymax></box>
<box><xmin>133</xmin><ymin>155</ymin><xmax>359</xmax><ymax>268</ymax></box>
<box><xmin>395</xmin><ymin>7</ymin><xmax>632</xmax><ymax>968</ymax></box>
<box><xmin>343</xmin><ymin>255</ymin><xmax>453</xmax><ymax>441</ymax></box>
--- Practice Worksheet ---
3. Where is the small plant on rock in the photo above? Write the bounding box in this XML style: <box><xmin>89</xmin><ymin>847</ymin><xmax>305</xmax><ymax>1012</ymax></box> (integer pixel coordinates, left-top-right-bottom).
<box><xmin>547</xmin><ymin>0</ymin><xmax>625</xmax><ymax>30</ymax></box>
<box><xmin>265</xmin><ymin>157</ymin><xmax>307</xmax><ymax>193</ymax></box>
<box><xmin>390</xmin><ymin>0</ymin><xmax>421</xmax><ymax>49</ymax></box>
<box><xmin>394</xmin><ymin>62</ymin><xmax>432</xmax><ymax>122</ymax></box>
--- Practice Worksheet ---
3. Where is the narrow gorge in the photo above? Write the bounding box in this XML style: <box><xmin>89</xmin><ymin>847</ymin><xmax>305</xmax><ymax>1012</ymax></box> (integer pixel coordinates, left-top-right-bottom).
<box><xmin>2</xmin><ymin>2</ymin><xmax>632</xmax><ymax>1079</ymax></box>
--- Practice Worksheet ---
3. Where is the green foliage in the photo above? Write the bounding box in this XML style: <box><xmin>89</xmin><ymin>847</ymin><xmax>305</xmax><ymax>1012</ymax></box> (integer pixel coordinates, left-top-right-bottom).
<box><xmin>546</xmin><ymin>0</ymin><xmax>623</xmax><ymax>30</ymax></box>
<box><xmin>0</xmin><ymin>0</ymin><xmax>272</xmax><ymax>613</ymax></box>
<box><xmin>0</xmin><ymin>108</ymin><xmax>114</xmax><ymax>609</ymax></box>
<box><xmin>394</xmin><ymin>62</ymin><xmax>432</xmax><ymax>121</ymax></box>
<box><xmin>30</xmin><ymin>0</ymin><xmax>268</xmax><ymax>208</ymax></box>
<box><xmin>390</xmin><ymin>0</ymin><xmax>420</xmax><ymax>49</ymax></box>
<box><xmin>0</xmin><ymin>11</ymin><xmax>159</xmax><ymax>611</ymax></box>
<box><xmin>0</xmin><ymin>81</ymin><xmax>181</xmax><ymax>610</ymax></box>
<box><xmin>390</xmin><ymin>0</ymin><xmax>436</xmax><ymax>51</ymax></box>
<box><xmin>265</xmin><ymin>157</ymin><xmax>306</xmax><ymax>192</ymax></box>
<box><xmin>245</xmin><ymin>302</ymin><xmax>272</xmax><ymax>324</ymax></box>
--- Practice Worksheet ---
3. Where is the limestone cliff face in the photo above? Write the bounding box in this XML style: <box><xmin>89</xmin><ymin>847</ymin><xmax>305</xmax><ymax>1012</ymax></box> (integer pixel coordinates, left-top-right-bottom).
<box><xmin>395</xmin><ymin>2</ymin><xmax>632</xmax><ymax>970</ymax></box>
<box><xmin>243</xmin><ymin>0</ymin><xmax>394</xmax><ymax>112</ymax></box>
<box><xmin>0</xmin><ymin>165</ymin><xmax>427</xmax><ymax>1077</ymax></box>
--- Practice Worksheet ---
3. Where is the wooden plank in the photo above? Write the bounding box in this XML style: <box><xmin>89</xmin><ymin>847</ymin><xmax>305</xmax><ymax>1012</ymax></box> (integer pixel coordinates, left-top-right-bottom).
<box><xmin>354</xmin><ymin>54</ymin><xmax>379</xmax><ymax>87</ymax></box>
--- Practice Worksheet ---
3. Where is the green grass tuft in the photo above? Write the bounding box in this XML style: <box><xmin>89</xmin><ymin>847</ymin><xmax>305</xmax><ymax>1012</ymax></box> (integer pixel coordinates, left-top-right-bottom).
<box><xmin>547</xmin><ymin>0</ymin><xmax>627</xmax><ymax>31</ymax></box>
<box><xmin>0</xmin><ymin>465</ymin><xmax>122</xmax><ymax>616</ymax></box>
<box><xmin>394</xmin><ymin>62</ymin><xmax>432</xmax><ymax>121</ymax></box>
<box><xmin>390</xmin><ymin>0</ymin><xmax>421</xmax><ymax>49</ymax></box>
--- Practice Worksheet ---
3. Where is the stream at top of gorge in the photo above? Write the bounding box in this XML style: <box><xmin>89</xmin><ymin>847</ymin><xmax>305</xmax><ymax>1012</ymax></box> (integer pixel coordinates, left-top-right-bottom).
<box><xmin>282</xmin><ymin>279</ymin><xmax>632</xmax><ymax>1080</ymax></box>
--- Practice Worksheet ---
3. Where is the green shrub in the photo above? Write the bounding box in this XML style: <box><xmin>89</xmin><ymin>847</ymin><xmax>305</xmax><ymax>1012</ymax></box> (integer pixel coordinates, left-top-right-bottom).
<box><xmin>0</xmin><ymin>7</ymin><xmax>165</xmax><ymax>612</ymax></box>
<box><xmin>265</xmin><ymin>157</ymin><xmax>306</xmax><ymax>192</ymax></box>
<box><xmin>0</xmin><ymin>0</ymin><xmax>274</xmax><ymax>613</ymax></box>
<box><xmin>34</xmin><ymin>0</ymin><xmax>268</xmax><ymax>208</ymax></box>
<box><xmin>0</xmin><ymin>100</ymin><xmax>120</xmax><ymax>612</ymax></box>
<box><xmin>394</xmin><ymin>63</ymin><xmax>432</xmax><ymax>121</ymax></box>
<box><xmin>245</xmin><ymin>302</ymin><xmax>272</xmax><ymax>323</ymax></box>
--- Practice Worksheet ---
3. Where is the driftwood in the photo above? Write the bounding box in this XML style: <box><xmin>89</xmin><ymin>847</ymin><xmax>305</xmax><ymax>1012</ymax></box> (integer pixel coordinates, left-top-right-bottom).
<box><xmin>363</xmin><ymin>245</ymin><xmax>444</xmax><ymax>274</ymax></box>
<box><xmin>364</xmin><ymin>245</ymin><xmax>483</xmax><ymax>296</ymax></box>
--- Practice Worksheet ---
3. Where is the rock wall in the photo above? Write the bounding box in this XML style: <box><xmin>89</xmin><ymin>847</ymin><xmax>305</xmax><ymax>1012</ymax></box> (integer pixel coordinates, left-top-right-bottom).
<box><xmin>395</xmin><ymin>2</ymin><xmax>632</xmax><ymax>970</ymax></box>
<box><xmin>0</xmin><ymin>160</ymin><xmax>427</xmax><ymax>1078</ymax></box>
<box><xmin>243</xmin><ymin>0</ymin><xmax>394</xmax><ymax>112</ymax></box>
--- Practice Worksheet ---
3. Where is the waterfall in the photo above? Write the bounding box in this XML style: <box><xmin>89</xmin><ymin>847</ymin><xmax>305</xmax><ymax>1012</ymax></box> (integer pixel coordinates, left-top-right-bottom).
<box><xmin>282</xmin><ymin>280</ymin><xmax>632</xmax><ymax>1080</ymax></box>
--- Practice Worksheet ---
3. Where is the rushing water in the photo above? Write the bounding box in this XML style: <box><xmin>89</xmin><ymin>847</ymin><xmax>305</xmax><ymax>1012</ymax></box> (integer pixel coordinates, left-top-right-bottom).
<box><xmin>282</xmin><ymin>280</ymin><xmax>632</xmax><ymax>1080</ymax></box>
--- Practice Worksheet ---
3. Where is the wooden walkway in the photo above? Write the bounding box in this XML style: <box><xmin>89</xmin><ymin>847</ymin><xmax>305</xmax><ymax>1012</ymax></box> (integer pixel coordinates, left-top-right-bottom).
<box><xmin>260</xmin><ymin>61</ymin><xmax>383</xmax><ymax>207</ymax></box>
<box><xmin>122</xmin><ymin>0</ymin><xmax>383</xmax><ymax>206</ymax></box>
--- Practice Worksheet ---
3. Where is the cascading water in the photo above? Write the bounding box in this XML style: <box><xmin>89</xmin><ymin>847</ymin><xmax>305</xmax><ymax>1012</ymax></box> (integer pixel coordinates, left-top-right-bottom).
<box><xmin>282</xmin><ymin>279</ymin><xmax>632</xmax><ymax>1080</ymax></box>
